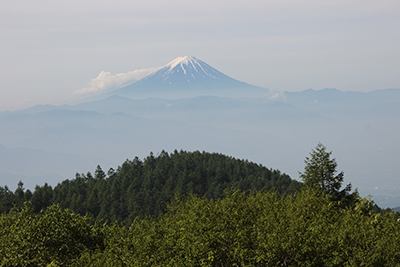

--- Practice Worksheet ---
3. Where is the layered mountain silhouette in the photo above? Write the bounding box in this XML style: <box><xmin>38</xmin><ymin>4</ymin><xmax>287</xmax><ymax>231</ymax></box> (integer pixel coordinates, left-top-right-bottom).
<box><xmin>1</xmin><ymin>55</ymin><xmax>400</xmax><ymax>207</ymax></box>
<box><xmin>96</xmin><ymin>56</ymin><xmax>269</xmax><ymax>99</ymax></box>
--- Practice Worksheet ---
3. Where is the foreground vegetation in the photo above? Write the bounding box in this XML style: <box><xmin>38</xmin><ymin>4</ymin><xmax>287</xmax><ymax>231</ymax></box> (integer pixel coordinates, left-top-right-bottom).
<box><xmin>1</xmin><ymin>144</ymin><xmax>398</xmax><ymax>266</ymax></box>
<box><xmin>1</xmin><ymin>188</ymin><xmax>400</xmax><ymax>266</ymax></box>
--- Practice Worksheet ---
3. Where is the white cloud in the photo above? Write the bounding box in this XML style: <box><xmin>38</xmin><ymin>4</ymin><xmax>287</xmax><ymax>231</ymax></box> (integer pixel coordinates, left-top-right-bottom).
<box><xmin>75</xmin><ymin>67</ymin><xmax>160</xmax><ymax>96</ymax></box>
<box><xmin>265</xmin><ymin>90</ymin><xmax>286</xmax><ymax>101</ymax></box>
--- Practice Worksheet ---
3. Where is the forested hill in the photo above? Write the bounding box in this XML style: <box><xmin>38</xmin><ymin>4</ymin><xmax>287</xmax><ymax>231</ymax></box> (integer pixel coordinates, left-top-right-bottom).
<box><xmin>0</xmin><ymin>150</ymin><xmax>301</xmax><ymax>224</ymax></box>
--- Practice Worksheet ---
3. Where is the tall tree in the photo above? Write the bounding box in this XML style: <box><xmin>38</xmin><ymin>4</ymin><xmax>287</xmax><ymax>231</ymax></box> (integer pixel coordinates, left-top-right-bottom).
<box><xmin>14</xmin><ymin>181</ymin><xmax>25</xmax><ymax>206</ymax></box>
<box><xmin>299</xmin><ymin>143</ymin><xmax>357</xmax><ymax>205</ymax></box>
<box><xmin>94</xmin><ymin>165</ymin><xmax>106</xmax><ymax>180</ymax></box>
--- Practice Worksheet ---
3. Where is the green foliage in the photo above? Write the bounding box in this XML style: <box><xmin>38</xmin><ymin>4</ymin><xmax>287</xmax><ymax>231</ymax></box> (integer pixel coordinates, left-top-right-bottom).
<box><xmin>299</xmin><ymin>143</ymin><xmax>342</xmax><ymax>191</ymax></box>
<box><xmin>0</xmin><ymin>202</ymin><xmax>106</xmax><ymax>266</ymax></box>
<box><xmin>299</xmin><ymin>143</ymin><xmax>358</xmax><ymax>206</ymax></box>
<box><xmin>2</xmin><ymin>189</ymin><xmax>400</xmax><ymax>266</ymax></box>
<box><xmin>74</xmin><ymin>188</ymin><xmax>400</xmax><ymax>266</ymax></box>
<box><xmin>3</xmin><ymin>148</ymin><xmax>400</xmax><ymax>265</ymax></box>
<box><xmin>0</xmin><ymin>150</ymin><xmax>301</xmax><ymax>224</ymax></box>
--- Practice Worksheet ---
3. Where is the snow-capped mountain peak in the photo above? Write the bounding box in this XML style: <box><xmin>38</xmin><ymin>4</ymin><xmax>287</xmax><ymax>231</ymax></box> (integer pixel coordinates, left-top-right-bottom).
<box><xmin>161</xmin><ymin>56</ymin><xmax>217</xmax><ymax>80</ymax></box>
<box><xmin>109</xmin><ymin>56</ymin><xmax>269</xmax><ymax>99</ymax></box>
<box><xmin>166</xmin><ymin>56</ymin><xmax>197</xmax><ymax>70</ymax></box>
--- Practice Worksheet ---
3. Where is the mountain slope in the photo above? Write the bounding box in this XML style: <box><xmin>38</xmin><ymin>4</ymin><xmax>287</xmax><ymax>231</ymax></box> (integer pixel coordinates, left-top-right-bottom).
<box><xmin>128</xmin><ymin>56</ymin><xmax>247</xmax><ymax>88</ymax></box>
<box><xmin>102</xmin><ymin>56</ymin><xmax>269</xmax><ymax>99</ymax></box>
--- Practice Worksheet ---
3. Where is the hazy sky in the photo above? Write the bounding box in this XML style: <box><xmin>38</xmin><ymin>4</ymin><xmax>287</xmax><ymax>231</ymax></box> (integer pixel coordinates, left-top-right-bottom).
<box><xmin>1</xmin><ymin>0</ymin><xmax>400</xmax><ymax>111</ymax></box>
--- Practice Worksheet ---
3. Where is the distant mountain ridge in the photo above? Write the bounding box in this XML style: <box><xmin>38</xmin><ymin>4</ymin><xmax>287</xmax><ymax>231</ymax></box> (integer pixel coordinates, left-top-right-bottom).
<box><xmin>1</xmin><ymin>55</ymin><xmax>400</xmax><ymax>208</ymax></box>
<box><xmin>281</xmin><ymin>88</ymin><xmax>400</xmax><ymax>108</ymax></box>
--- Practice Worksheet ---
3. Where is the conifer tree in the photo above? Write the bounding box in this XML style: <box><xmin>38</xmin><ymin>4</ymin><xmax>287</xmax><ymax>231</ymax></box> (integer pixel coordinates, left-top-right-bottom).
<box><xmin>299</xmin><ymin>143</ymin><xmax>358</xmax><ymax>206</ymax></box>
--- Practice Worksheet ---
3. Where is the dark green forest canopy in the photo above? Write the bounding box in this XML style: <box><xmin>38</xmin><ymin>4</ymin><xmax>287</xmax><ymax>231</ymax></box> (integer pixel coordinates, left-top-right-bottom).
<box><xmin>0</xmin><ymin>150</ymin><xmax>301</xmax><ymax>224</ymax></box>
<box><xmin>2</xmin><ymin>148</ymin><xmax>399</xmax><ymax>266</ymax></box>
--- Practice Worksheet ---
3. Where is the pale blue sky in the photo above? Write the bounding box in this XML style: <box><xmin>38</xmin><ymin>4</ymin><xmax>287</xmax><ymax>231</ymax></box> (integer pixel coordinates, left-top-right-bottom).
<box><xmin>1</xmin><ymin>0</ymin><xmax>400</xmax><ymax>111</ymax></box>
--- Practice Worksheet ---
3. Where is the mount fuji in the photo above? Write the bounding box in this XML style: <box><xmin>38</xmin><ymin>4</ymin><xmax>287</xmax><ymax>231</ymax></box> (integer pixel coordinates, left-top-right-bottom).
<box><xmin>99</xmin><ymin>56</ymin><xmax>269</xmax><ymax>99</ymax></box>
